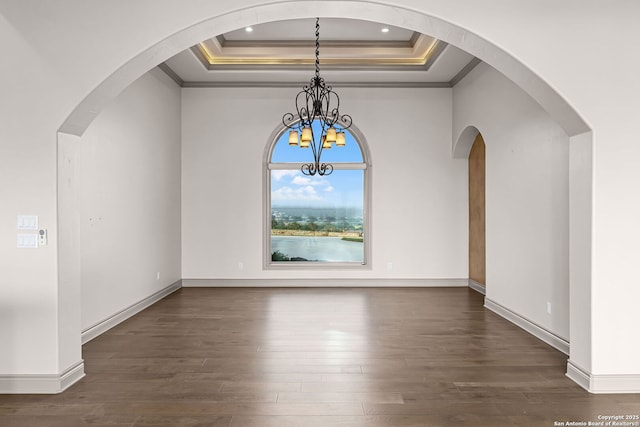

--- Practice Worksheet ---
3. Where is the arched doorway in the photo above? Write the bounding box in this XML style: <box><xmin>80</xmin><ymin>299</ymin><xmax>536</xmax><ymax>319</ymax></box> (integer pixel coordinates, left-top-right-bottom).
<box><xmin>59</xmin><ymin>2</ymin><xmax>588</xmax><ymax>137</ymax></box>
<box><xmin>468</xmin><ymin>133</ymin><xmax>485</xmax><ymax>292</ymax></box>
<box><xmin>53</xmin><ymin>0</ymin><xmax>594</xmax><ymax>393</ymax></box>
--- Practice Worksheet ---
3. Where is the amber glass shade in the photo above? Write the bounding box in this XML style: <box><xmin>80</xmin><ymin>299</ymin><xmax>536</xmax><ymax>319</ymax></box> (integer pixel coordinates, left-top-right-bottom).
<box><xmin>288</xmin><ymin>130</ymin><xmax>299</xmax><ymax>146</ymax></box>
<box><xmin>322</xmin><ymin>135</ymin><xmax>332</xmax><ymax>149</ymax></box>
<box><xmin>326</xmin><ymin>127</ymin><xmax>337</xmax><ymax>143</ymax></box>
<box><xmin>301</xmin><ymin>127</ymin><xmax>312</xmax><ymax>142</ymax></box>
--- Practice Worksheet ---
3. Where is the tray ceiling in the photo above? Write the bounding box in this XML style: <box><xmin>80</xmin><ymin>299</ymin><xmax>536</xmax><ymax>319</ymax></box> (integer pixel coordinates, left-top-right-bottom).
<box><xmin>161</xmin><ymin>18</ymin><xmax>480</xmax><ymax>87</ymax></box>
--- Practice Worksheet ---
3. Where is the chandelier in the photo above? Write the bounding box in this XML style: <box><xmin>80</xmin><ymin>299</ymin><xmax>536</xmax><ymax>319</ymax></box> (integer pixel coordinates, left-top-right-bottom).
<box><xmin>282</xmin><ymin>18</ymin><xmax>353</xmax><ymax>176</ymax></box>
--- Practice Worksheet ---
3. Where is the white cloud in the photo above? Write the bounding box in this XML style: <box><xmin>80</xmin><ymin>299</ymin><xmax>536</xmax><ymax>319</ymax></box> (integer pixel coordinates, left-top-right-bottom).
<box><xmin>291</xmin><ymin>176</ymin><xmax>312</xmax><ymax>186</ymax></box>
<box><xmin>271</xmin><ymin>170</ymin><xmax>298</xmax><ymax>181</ymax></box>
<box><xmin>292</xmin><ymin>175</ymin><xmax>330</xmax><ymax>187</ymax></box>
<box><xmin>272</xmin><ymin>171</ymin><xmax>333</xmax><ymax>203</ymax></box>
<box><xmin>272</xmin><ymin>185</ymin><xmax>323</xmax><ymax>202</ymax></box>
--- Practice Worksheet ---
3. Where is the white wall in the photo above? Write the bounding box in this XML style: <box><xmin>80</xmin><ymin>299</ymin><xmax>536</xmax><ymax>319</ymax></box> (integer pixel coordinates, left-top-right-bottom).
<box><xmin>0</xmin><ymin>12</ymin><xmax>66</xmax><ymax>377</ymax></box>
<box><xmin>79</xmin><ymin>68</ymin><xmax>182</xmax><ymax>331</ymax></box>
<box><xmin>182</xmin><ymin>87</ymin><xmax>467</xmax><ymax>280</ymax></box>
<box><xmin>453</xmin><ymin>63</ymin><xmax>570</xmax><ymax>340</ymax></box>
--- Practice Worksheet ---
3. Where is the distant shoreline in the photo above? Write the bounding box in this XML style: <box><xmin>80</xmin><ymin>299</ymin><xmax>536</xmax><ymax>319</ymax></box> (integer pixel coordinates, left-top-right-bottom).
<box><xmin>272</xmin><ymin>230</ymin><xmax>362</xmax><ymax>239</ymax></box>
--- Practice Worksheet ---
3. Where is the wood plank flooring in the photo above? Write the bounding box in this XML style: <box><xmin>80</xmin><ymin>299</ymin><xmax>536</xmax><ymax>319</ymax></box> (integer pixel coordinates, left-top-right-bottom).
<box><xmin>1</xmin><ymin>287</ymin><xmax>639</xmax><ymax>426</ymax></box>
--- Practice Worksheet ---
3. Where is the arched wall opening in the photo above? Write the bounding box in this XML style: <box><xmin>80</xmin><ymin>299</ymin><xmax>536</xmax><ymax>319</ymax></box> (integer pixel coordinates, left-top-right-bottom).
<box><xmin>454</xmin><ymin>126</ymin><xmax>487</xmax><ymax>294</ymax></box>
<box><xmin>467</xmin><ymin>132</ymin><xmax>486</xmax><ymax>292</ymax></box>
<box><xmin>55</xmin><ymin>0</ymin><xmax>593</xmax><ymax>391</ymax></box>
<box><xmin>453</xmin><ymin>125</ymin><xmax>481</xmax><ymax>159</ymax></box>
<box><xmin>59</xmin><ymin>1</ymin><xmax>589</xmax><ymax>138</ymax></box>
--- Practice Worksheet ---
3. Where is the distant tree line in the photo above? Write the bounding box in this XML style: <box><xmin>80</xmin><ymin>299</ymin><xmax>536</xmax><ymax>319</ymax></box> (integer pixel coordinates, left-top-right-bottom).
<box><xmin>271</xmin><ymin>218</ymin><xmax>360</xmax><ymax>233</ymax></box>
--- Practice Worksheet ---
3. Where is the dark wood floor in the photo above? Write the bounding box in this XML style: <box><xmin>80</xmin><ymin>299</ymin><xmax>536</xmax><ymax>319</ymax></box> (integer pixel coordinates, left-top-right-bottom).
<box><xmin>1</xmin><ymin>287</ymin><xmax>638</xmax><ymax>426</ymax></box>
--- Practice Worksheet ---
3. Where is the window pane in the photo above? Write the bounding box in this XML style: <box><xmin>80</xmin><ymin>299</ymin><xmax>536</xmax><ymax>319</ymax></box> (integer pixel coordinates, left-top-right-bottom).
<box><xmin>271</xmin><ymin>121</ymin><xmax>363</xmax><ymax>163</ymax></box>
<box><xmin>271</xmin><ymin>169</ymin><xmax>364</xmax><ymax>263</ymax></box>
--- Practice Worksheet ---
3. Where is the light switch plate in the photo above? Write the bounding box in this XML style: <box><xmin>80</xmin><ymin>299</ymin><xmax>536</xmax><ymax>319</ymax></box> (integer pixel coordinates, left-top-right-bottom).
<box><xmin>17</xmin><ymin>215</ymin><xmax>38</xmax><ymax>230</ymax></box>
<box><xmin>17</xmin><ymin>234</ymin><xmax>38</xmax><ymax>248</ymax></box>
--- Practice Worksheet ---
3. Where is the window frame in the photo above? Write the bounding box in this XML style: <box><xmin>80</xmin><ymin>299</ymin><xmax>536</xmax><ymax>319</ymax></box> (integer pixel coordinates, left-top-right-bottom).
<box><xmin>263</xmin><ymin>121</ymin><xmax>372</xmax><ymax>270</ymax></box>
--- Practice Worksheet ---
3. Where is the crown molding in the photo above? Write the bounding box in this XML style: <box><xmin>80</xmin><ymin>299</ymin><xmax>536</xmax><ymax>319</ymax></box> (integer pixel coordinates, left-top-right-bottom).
<box><xmin>195</xmin><ymin>33</ymin><xmax>445</xmax><ymax>70</ymax></box>
<box><xmin>189</xmin><ymin>43</ymin><xmax>451</xmax><ymax>71</ymax></box>
<box><xmin>158</xmin><ymin>55</ymin><xmax>482</xmax><ymax>89</ymax></box>
<box><xmin>449</xmin><ymin>57</ymin><xmax>481</xmax><ymax>86</ymax></box>
<box><xmin>216</xmin><ymin>31</ymin><xmax>421</xmax><ymax>49</ymax></box>
<box><xmin>409</xmin><ymin>31</ymin><xmax>421</xmax><ymax>46</ymax></box>
<box><xmin>180</xmin><ymin>80</ymin><xmax>452</xmax><ymax>88</ymax></box>
<box><xmin>191</xmin><ymin>45</ymin><xmax>210</xmax><ymax>69</ymax></box>
<box><xmin>157</xmin><ymin>62</ymin><xmax>184</xmax><ymax>87</ymax></box>
<box><xmin>218</xmin><ymin>38</ymin><xmax>415</xmax><ymax>49</ymax></box>
<box><xmin>423</xmin><ymin>39</ymin><xmax>447</xmax><ymax>71</ymax></box>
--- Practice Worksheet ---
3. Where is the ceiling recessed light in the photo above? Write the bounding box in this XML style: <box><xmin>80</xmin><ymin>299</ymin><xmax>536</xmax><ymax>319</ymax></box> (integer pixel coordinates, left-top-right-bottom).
<box><xmin>381</xmin><ymin>27</ymin><xmax>390</xmax><ymax>33</ymax></box>
<box><xmin>245</xmin><ymin>26</ymin><xmax>253</xmax><ymax>32</ymax></box>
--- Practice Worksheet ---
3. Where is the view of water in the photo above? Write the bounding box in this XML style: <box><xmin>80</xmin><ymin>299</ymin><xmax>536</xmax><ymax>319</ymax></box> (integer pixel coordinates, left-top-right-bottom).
<box><xmin>272</xmin><ymin>206</ymin><xmax>363</xmax><ymax>229</ymax></box>
<box><xmin>272</xmin><ymin>235</ymin><xmax>364</xmax><ymax>262</ymax></box>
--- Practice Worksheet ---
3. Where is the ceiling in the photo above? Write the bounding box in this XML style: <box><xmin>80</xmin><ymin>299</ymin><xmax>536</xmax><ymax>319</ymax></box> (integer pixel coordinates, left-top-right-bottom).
<box><xmin>160</xmin><ymin>18</ymin><xmax>480</xmax><ymax>87</ymax></box>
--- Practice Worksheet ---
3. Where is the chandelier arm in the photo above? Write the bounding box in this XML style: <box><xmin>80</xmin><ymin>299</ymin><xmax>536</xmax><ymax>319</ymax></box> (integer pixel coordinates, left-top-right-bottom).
<box><xmin>319</xmin><ymin>163</ymin><xmax>333</xmax><ymax>176</ymax></box>
<box><xmin>297</xmin><ymin>90</ymin><xmax>312</xmax><ymax>123</ymax></box>
<box><xmin>309</xmin><ymin>89</ymin><xmax>318</xmax><ymax>123</ymax></box>
<box><xmin>317</xmin><ymin>91</ymin><xmax>330</xmax><ymax>126</ymax></box>
<box><xmin>329</xmin><ymin>88</ymin><xmax>340</xmax><ymax>125</ymax></box>
<box><xmin>301</xmin><ymin>132</ymin><xmax>319</xmax><ymax>176</ymax></box>
<box><xmin>301</xmin><ymin>88</ymin><xmax>312</xmax><ymax>124</ymax></box>
<box><xmin>311</xmin><ymin>129</ymin><xmax>321</xmax><ymax>163</ymax></box>
<box><xmin>340</xmin><ymin>114</ymin><xmax>353</xmax><ymax>129</ymax></box>
<box><xmin>324</xmin><ymin>108</ymin><xmax>339</xmax><ymax>128</ymax></box>
<box><xmin>311</xmin><ymin>83</ymin><xmax>321</xmax><ymax>118</ymax></box>
<box><xmin>282</xmin><ymin>112</ymin><xmax>297</xmax><ymax>129</ymax></box>
<box><xmin>301</xmin><ymin>161</ymin><xmax>333</xmax><ymax>176</ymax></box>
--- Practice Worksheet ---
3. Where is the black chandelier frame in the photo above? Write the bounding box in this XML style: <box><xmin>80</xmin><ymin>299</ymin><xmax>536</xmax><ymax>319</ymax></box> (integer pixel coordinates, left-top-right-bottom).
<box><xmin>282</xmin><ymin>18</ymin><xmax>353</xmax><ymax>176</ymax></box>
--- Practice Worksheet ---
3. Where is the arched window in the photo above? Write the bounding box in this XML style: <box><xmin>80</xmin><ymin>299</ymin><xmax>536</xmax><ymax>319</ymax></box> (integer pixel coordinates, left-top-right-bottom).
<box><xmin>264</xmin><ymin>120</ymin><xmax>371</xmax><ymax>268</ymax></box>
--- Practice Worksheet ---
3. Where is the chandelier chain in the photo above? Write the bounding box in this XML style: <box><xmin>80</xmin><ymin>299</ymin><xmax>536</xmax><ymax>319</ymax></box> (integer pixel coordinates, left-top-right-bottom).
<box><xmin>315</xmin><ymin>18</ymin><xmax>320</xmax><ymax>79</ymax></box>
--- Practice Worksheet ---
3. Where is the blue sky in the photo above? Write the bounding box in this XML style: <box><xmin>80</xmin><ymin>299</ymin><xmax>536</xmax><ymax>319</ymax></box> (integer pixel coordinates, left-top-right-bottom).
<box><xmin>271</xmin><ymin>127</ymin><xmax>364</xmax><ymax>208</ymax></box>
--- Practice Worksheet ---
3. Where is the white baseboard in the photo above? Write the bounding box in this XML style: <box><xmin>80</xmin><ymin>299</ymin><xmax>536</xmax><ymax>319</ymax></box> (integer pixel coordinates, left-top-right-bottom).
<box><xmin>182</xmin><ymin>278</ymin><xmax>469</xmax><ymax>287</ymax></box>
<box><xmin>567</xmin><ymin>360</ymin><xmax>640</xmax><ymax>394</ymax></box>
<box><xmin>468</xmin><ymin>279</ymin><xmax>486</xmax><ymax>295</ymax></box>
<box><xmin>81</xmin><ymin>280</ymin><xmax>182</xmax><ymax>344</ymax></box>
<box><xmin>0</xmin><ymin>361</ymin><xmax>85</xmax><ymax>394</ymax></box>
<box><xmin>566</xmin><ymin>361</ymin><xmax>592</xmax><ymax>392</ymax></box>
<box><xmin>484</xmin><ymin>297</ymin><xmax>570</xmax><ymax>355</ymax></box>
